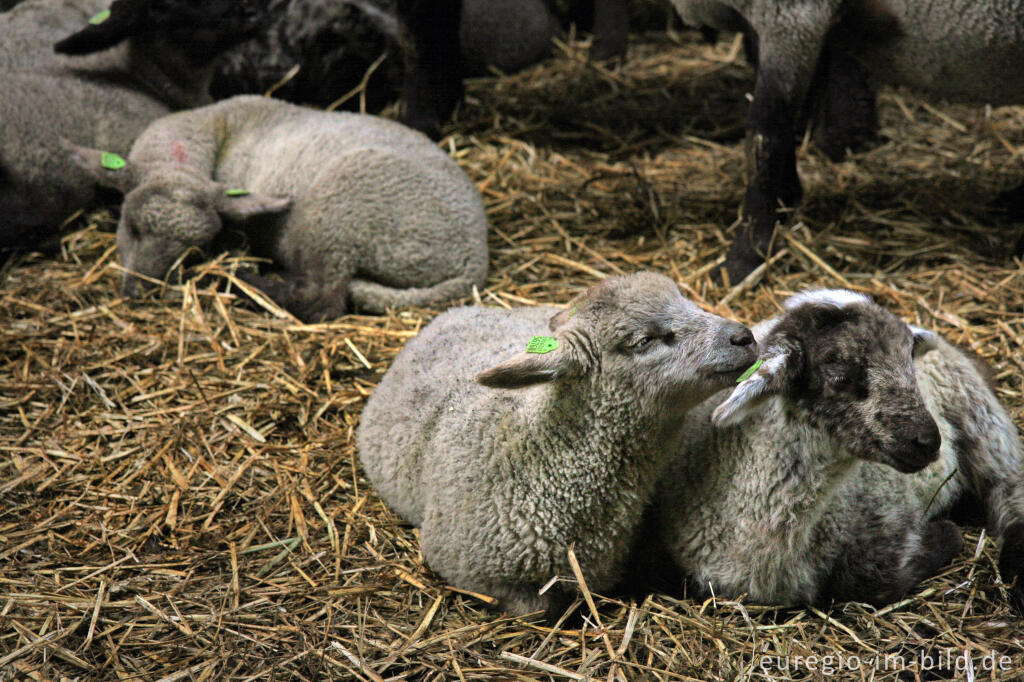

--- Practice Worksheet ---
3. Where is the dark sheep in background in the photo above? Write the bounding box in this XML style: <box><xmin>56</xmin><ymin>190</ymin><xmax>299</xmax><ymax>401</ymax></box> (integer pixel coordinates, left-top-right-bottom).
<box><xmin>210</xmin><ymin>0</ymin><xmax>562</xmax><ymax>131</ymax></box>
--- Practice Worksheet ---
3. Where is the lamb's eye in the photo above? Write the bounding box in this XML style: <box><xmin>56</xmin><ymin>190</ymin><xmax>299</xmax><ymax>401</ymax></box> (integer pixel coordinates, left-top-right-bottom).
<box><xmin>629</xmin><ymin>336</ymin><xmax>655</xmax><ymax>352</ymax></box>
<box><xmin>825</xmin><ymin>368</ymin><xmax>857</xmax><ymax>391</ymax></box>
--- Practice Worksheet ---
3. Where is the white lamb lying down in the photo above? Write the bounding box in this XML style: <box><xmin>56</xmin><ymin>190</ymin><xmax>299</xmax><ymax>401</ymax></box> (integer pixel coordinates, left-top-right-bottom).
<box><xmin>358</xmin><ymin>272</ymin><xmax>758</xmax><ymax>618</ymax></box>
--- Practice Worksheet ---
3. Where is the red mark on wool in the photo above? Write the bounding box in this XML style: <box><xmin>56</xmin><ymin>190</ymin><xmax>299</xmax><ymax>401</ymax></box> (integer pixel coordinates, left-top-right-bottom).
<box><xmin>171</xmin><ymin>141</ymin><xmax>187</xmax><ymax>164</ymax></box>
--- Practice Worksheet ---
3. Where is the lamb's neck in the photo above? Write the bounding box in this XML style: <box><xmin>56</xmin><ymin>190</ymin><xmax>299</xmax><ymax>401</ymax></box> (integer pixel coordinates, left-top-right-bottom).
<box><xmin>749</xmin><ymin>403</ymin><xmax>862</xmax><ymax>525</ymax></box>
<box><xmin>515</xmin><ymin>382</ymin><xmax>682</xmax><ymax>503</ymax></box>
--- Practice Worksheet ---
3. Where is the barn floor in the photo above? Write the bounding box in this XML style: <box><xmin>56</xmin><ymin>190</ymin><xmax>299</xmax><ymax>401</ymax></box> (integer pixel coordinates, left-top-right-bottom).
<box><xmin>2</xmin><ymin>29</ymin><xmax>1023</xmax><ymax>681</ymax></box>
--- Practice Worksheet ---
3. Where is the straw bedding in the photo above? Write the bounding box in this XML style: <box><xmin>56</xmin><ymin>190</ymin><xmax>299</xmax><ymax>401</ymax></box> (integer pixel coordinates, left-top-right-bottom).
<box><xmin>1</xmin><ymin>28</ymin><xmax>1022</xmax><ymax>681</ymax></box>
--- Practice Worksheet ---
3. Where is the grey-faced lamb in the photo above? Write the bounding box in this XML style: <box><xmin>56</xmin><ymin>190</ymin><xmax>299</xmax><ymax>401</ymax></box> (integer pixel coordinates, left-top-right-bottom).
<box><xmin>356</xmin><ymin>272</ymin><xmax>758</xmax><ymax>617</ymax></box>
<box><xmin>0</xmin><ymin>0</ymin><xmax>260</xmax><ymax>253</ymax></box>
<box><xmin>666</xmin><ymin>0</ymin><xmax>1024</xmax><ymax>282</ymax></box>
<box><xmin>653</xmin><ymin>289</ymin><xmax>1024</xmax><ymax>611</ymax></box>
<box><xmin>66</xmin><ymin>95</ymin><xmax>489</xmax><ymax>321</ymax></box>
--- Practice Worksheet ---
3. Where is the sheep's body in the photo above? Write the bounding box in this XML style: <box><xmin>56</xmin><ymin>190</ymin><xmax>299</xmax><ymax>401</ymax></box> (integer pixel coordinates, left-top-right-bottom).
<box><xmin>210</xmin><ymin>0</ymin><xmax>559</xmax><ymax>111</ymax></box>
<box><xmin>862</xmin><ymin>0</ymin><xmax>1024</xmax><ymax>105</ymax></box>
<box><xmin>655</xmin><ymin>291</ymin><xmax>1024</xmax><ymax>609</ymax></box>
<box><xmin>667</xmin><ymin>0</ymin><xmax>1024</xmax><ymax>281</ymax></box>
<box><xmin>357</xmin><ymin>273</ymin><xmax>758</xmax><ymax>615</ymax></box>
<box><xmin>89</xmin><ymin>95</ymin><xmax>488</xmax><ymax>319</ymax></box>
<box><xmin>0</xmin><ymin>0</ymin><xmax>104</xmax><ymax>71</ymax></box>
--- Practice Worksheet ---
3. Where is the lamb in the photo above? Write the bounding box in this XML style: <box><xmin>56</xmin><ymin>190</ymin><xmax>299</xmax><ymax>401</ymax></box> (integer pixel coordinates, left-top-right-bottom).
<box><xmin>653</xmin><ymin>289</ymin><xmax>1024</xmax><ymax>611</ymax></box>
<box><xmin>356</xmin><ymin>272</ymin><xmax>758</xmax><ymax>617</ymax></box>
<box><xmin>65</xmin><ymin>95</ymin><xmax>490</xmax><ymax>321</ymax></box>
<box><xmin>0</xmin><ymin>0</ymin><xmax>260</xmax><ymax>254</ymax></box>
<box><xmin>666</xmin><ymin>0</ymin><xmax>1024</xmax><ymax>282</ymax></box>
<box><xmin>210</xmin><ymin>0</ymin><xmax>561</xmax><ymax>116</ymax></box>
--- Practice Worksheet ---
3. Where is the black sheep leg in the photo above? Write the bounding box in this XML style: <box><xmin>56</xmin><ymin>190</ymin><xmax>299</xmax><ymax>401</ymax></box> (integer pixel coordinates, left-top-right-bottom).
<box><xmin>395</xmin><ymin>0</ymin><xmax>464</xmax><ymax>138</ymax></box>
<box><xmin>724</xmin><ymin>16</ymin><xmax>831</xmax><ymax>284</ymax></box>
<box><xmin>809</xmin><ymin>34</ymin><xmax>880</xmax><ymax>161</ymax></box>
<box><xmin>726</xmin><ymin>68</ymin><xmax>804</xmax><ymax>283</ymax></box>
<box><xmin>589</xmin><ymin>0</ymin><xmax>629</xmax><ymax>61</ymax></box>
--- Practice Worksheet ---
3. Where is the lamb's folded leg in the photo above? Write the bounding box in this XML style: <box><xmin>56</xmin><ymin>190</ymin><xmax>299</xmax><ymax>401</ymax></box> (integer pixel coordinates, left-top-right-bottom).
<box><xmin>235</xmin><ymin>269</ymin><xmax>349</xmax><ymax>323</ymax></box>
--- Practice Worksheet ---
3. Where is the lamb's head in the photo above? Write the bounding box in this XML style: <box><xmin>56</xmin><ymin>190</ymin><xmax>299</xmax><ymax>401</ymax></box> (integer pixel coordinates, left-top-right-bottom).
<box><xmin>63</xmin><ymin>143</ymin><xmax>291</xmax><ymax>298</ymax></box>
<box><xmin>713</xmin><ymin>289</ymin><xmax>942</xmax><ymax>473</ymax></box>
<box><xmin>476</xmin><ymin>272</ymin><xmax>758</xmax><ymax>412</ymax></box>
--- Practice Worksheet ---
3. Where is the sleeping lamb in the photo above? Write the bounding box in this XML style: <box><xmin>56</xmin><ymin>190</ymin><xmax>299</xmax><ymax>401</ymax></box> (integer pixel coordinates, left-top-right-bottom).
<box><xmin>357</xmin><ymin>272</ymin><xmax>757</xmax><ymax>617</ymax></box>
<box><xmin>654</xmin><ymin>289</ymin><xmax>1024</xmax><ymax>611</ymax></box>
<box><xmin>65</xmin><ymin>95</ymin><xmax>489</xmax><ymax>321</ymax></box>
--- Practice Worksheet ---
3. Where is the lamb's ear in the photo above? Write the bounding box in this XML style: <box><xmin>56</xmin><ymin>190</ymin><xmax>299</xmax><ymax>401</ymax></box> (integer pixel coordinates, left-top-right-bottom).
<box><xmin>214</xmin><ymin>189</ymin><xmax>292</xmax><ymax>221</ymax></box>
<box><xmin>548</xmin><ymin>306</ymin><xmax>573</xmax><ymax>331</ymax></box>
<box><xmin>54</xmin><ymin>0</ymin><xmax>142</xmax><ymax>55</ymax></box>
<box><xmin>477</xmin><ymin>336</ymin><xmax>578</xmax><ymax>389</ymax></box>
<box><xmin>712</xmin><ymin>343</ymin><xmax>802</xmax><ymax>427</ymax></box>
<box><xmin>910</xmin><ymin>325</ymin><xmax>939</xmax><ymax>358</ymax></box>
<box><xmin>62</xmin><ymin>140</ymin><xmax>139</xmax><ymax>194</ymax></box>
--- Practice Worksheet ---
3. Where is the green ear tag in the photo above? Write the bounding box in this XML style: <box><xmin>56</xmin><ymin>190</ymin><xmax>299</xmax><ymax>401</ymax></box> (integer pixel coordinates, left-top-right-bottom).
<box><xmin>526</xmin><ymin>336</ymin><xmax>558</xmax><ymax>354</ymax></box>
<box><xmin>736</xmin><ymin>358</ymin><xmax>763</xmax><ymax>383</ymax></box>
<box><xmin>89</xmin><ymin>9</ymin><xmax>111</xmax><ymax>25</ymax></box>
<box><xmin>225</xmin><ymin>189</ymin><xmax>251</xmax><ymax>197</ymax></box>
<box><xmin>568</xmin><ymin>305</ymin><xmax>578</xmax><ymax>318</ymax></box>
<box><xmin>100</xmin><ymin>152</ymin><xmax>126</xmax><ymax>170</ymax></box>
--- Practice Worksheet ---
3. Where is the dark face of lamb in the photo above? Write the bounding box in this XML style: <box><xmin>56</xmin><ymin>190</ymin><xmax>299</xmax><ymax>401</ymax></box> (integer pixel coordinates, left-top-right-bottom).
<box><xmin>714</xmin><ymin>290</ymin><xmax>941</xmax><ymax>473</ymax></box>
<box><xmin>477</xmin><ymin>272</ymin><xmax>759</xmax><ymax>412</ymax></box>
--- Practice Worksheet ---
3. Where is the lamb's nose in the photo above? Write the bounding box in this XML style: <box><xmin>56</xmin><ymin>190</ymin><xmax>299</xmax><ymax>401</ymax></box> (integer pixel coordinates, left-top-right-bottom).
<box><xmin>914</xmin><ymin>420</ymin><xmax>941</xmax><ymax>455</ymax></box>
<box><xmin>730</xmin><ymin>327</ymin><xmax>755</xmax><ymax>346</ymax></box>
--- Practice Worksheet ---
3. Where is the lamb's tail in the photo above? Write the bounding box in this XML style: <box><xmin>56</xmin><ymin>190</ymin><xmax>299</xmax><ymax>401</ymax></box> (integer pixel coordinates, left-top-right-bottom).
<box><xmin>349</xmin><ymin>272</ymin><xmax>485</xmax><ymax>313</ymax></box>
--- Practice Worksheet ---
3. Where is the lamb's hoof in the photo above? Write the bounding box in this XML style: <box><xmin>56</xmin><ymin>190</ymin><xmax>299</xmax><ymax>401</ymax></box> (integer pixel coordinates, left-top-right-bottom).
<box><xmin>813</xmin><ymin>127</ymin><xmax>881</xmax><ymax>162</ymax></box>
<box><xmin>994</xmin><ymin>183</ymin><xmax>1024</xmax><ymax>222</ymax></box>
<box><xmin>590</xmin><ymin>32</ymin><xmax>627</xmax><ymax>62</ymax></box>
<box><xmin>998</xmin><ymin>521</ymin><xmax>1024</xmax><ymax>615</ymax></box>
<box><xmin>923</xmin><ymin>519</ymin><xmax>964</xmax><ymax>572</ymax></box>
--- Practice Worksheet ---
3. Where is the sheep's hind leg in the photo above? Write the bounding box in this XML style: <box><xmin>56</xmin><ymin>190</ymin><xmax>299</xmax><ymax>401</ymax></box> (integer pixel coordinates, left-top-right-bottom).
<box><xmin>234</xmin><ymin>270</ymin><xmax>348</xmax><ymax>323</ymax></box>
<box><xmin>723</xmin><ymin>10</ymin><xmax>833</xmax><ymax>285</ymax></box>
<box><xmin>348</xmin><ymin>276</ymin><xmax>477</xmax><ymax>314</ymax></box>
<box><xmin>808</xmin><ymin>32</ymin><xmax>879</xmax><ymax>162</ymax></box>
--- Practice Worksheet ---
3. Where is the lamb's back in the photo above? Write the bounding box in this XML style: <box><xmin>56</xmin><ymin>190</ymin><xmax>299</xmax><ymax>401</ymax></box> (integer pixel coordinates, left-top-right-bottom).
<box><xmin>357</xmin><ymin>305</ymin><xmax>556</xmax><ymax>525</ymax></box>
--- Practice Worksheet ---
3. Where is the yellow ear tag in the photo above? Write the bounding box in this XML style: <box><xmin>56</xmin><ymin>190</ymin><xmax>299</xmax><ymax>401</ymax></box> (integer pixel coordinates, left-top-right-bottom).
<box><xmin>225</xmin><ymin>189</ymin><xmax>251</xmax><ymax>197</ymax></box>
<box><xmin>89</xmin><ymin>9</ymin><xmax>111</xmax><ymax>25</ymax></box>
<box><xmin>526</xmin><ymin>336</ymin><xmax>558</xmax><ymax>354</ymax></box>
<box><xmin>101</xmin><ymin>152</ymin><xmax>126</xmax><ymax>170</ymax></box>
<box><xmin>736</xmin><ymin>358</ymin><xmax>763</xmax><ymax>383</ymax></box>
